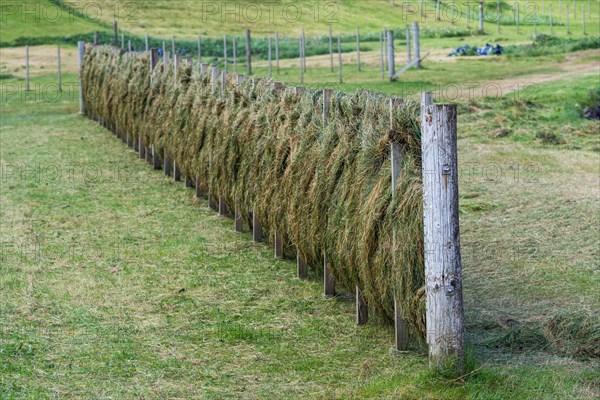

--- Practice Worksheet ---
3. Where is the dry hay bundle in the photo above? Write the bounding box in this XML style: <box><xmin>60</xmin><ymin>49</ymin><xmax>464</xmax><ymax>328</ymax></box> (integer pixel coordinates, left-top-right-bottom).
<box><xmin>82</xmin><ymin>46</ymin><xmax>427</xmax><ymax>342</ymax></box>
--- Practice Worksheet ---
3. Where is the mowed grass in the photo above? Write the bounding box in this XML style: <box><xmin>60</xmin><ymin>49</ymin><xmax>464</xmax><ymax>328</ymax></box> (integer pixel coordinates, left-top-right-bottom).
<box><xmin>1</xmin><ymin>64</ymin><xmax>599</xmax><ymax>398</ymax></box>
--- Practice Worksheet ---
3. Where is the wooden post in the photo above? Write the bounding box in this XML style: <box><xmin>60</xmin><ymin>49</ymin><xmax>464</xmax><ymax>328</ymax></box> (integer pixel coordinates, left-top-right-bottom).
<box><xmin>93</xmin><ymin>31</ymin><xmax>98</xmax><ymax>46</ymax></box>
<box><xmin>78</xmin><ymin>41</ymin><xmax>85</xmax><ymax>113</ymax></box>
<box><xmin>245</xmin><ymin>28</ymin><xmax>252</xmax><ymax>75</ymax></box>
<box><xmin>171</xmin><ymin>35</ymin><xmax>176</xmax><ymax>57</ymax></box>
<box><xmin>223</xmin><ymin>35</ymin><xmax>228</xmax><ymax>72</ymax></box>
<box><xmin>128</xmin><ymin>40</ymin><xmax>132</xmax><ymax>52</ymax></box>
<box><xmin>323</xmin><ymin>88</ymin><xmax>335</xmax><ymax>296</ymax></box>
<box><xmin>329</xmin><ymin>25</ymin><xmax>334</xmax><ymax>72</ymax></box>
<box><xmin>268</xmin><ymin>37</ymin><xmax>272</xmax><ymax>78</ymax></box>
<box><xmin>139</xmin><ymin>137</ymin><xmax>145</xmax><ymax>159</ymax></box>
<box><xmin>201</xmin><ymin>63</ymin><xmax>208</xmax><ymax>75</ymax></box>
<box><xmin>57</xmin><ymin>44</ymin><xmax>62</xmax><ymax>92</ymax></box>
<box><xmin>145</xmin><ymin>33</ymin><xmax>149</xmax><ymax>51</ymax></box>
<box><xmin>186</xmin><ymin>176</ymin><xmax>193</xmax><ymax>188</ymax></box>
<box><xmin>406</xmin><ymin>25</ymin><xmax>411</xmax><ymax>63</ymax></box>
<box><xmin>383</xmin><ymin>27</ymin><xmax>388</xmax><ymax>71</ymax></box>
<box><xmin>197</xmin><ymin>35</ymin><xmax>202</xmax><ymax>66</ymax></box>
<box><xmin>356</xmin><ymin>286</ymin><xmax>368</xmax><ymax>325</ymax></box>
<box><xmin>152</xmin><ymin>145</ymin><xmax>161</xmax><ymax>170</ymax></box>
<box><xmin>297</xmin><ymin>253</ymin><xmax>308</xmax><ymax>279</ymax></box>
<box><xmin>387</xmin><ymin>30</ymin><xmax>395</xmax><ymax>81</ymax></box>
<box><xmin>275</xmin><ymin>233</ymin><xmax>283</xmax><ymax>259</ymax></box>
<box><xmin>113</xmin><ymin>18</ymin><xmax>118</xmax><ymax>47</ymax></box>
<box><xmin>300</xmin><ymin>37</ymin><xmax>304</xmax><ymax>83</ymax></box>
<box><xmin>221</xmin><ymin>70</ymin><xmax>227</xmax><ymax>95</ymax></box>
<box><xmin>121</xmin><ymin>34</ymin><xmax>124</xmax><ymax>50</ymax></box>
<box><xmin>145</xmin><ymin>144</ymin><xmax>152</xmax><ymax>164</ymax></box>
<box><xmin>479</xmin><ymin>1</ymin><xmax>484</xmax><ymax>32</ymax></box>
<box><xmin>234</xmin><ymin>196</ymin><xmax>243</xmax><ymax>232</ymax></box>
<box><xmin>275</xmin><ymin>32</ymin><xmax>280</xmax><ymax>74</ymax></box>
<box><xmin>391</xmin><ymin>97</ymin><xmax>408</xmax><ymax>351</ymax></box>
<box><xmin>150</xmin><ymin>47</ymin><xmax>159</xmax><ymax>70</ymax></box>
<box><xmin>421</xmin><ymin>92</ymin><xmax>464</xmax><ymax>372</ymax></box>
<box><xmin>233</xmin><ymin>37</ymin><xmax>237</xmax><ymax>74</ymax></box>
<box><xmin>25</xmin><ymin>45</ymin><xmax>30</xmax><ymax>91</ymax></box>
<box><xmin>211</xmin><ymin>66</ymin><xmax>219</xmax><ymax>87</ymax></box>
<box><xmin>196</xmin><ymin>176</ymin><xmax>203</xmax><ymax>198</ymax></box>
<box><xmin>252</xmin><ymin>211</ymin><xmax>262</xmax><ymax>242</ymax></box>
<box><xmin>413</xmin><ymin>22</ymin><xmax>420</xmax><ymax>68</ymax></box>
<box><xmin>301</xmin><ymin>28</ymin><xmax>306</xmax><ymax>72</ymax></box>
<box><xmin>356</xmin><ymin>27</ymin><xmax>361</xmax><ymax>71</ymax></box>
<box><xmin>173</xmin><ymin>160</ymin><xmax>181</xmax><ymax>182</ymax></box>
<box><xmin>162</xmin><ymin>41</ymin><xmax>167</xmax><ymax>69</ymax></box>
<box><xmin>164</xmin><ymin>151</ymin><xmax>171</xmax><ymax>177</ymax></box>
<box><xmin>338</xmin><ymin>35</ymin><xmax>343</xmax><ymax>84</ymax></box>
<box><xmin>380</xmin><ymin>31</ymin><xmax>384</xmax><ymax>79</ymax></box>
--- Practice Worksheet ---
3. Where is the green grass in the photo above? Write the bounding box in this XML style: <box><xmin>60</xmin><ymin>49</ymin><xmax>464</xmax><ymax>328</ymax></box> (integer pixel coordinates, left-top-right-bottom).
<box><xmin>1</xmin><ymin>64</ymin><xmax>599</xmax><ymax>399</ymax></box>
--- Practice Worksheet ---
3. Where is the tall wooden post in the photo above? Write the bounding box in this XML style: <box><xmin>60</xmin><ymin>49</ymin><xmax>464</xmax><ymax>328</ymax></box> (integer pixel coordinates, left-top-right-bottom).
<box><xmin>356</xmin><ymin>287</ymin><xmax>368</xmax><ymax>325</ymax></box>
<box><xmin>245</xmin><ymin>29</ymin><xmax>252</xmax><ymax>75</ymax></box>
<box><xmin>329</xmin><ymin>25</ymin><xmax>334</xmax><ymax>72</ymax></box>
<box><xmin>128</xmin><ymin>40</ymin><xmax>132</xmax><ymax>52</ymax></box>
<box><xmin>301</xmin><ymin>28</ymin><xmax>306</xmax><ymax>72</ymax></box>
<box><xmin>391</xmin><ymin>97</ymin><xmax>408</xmax><ymax>350</ymax></box>
<box><xmin>233</xmin><ymin>37</ymin><xmax>237</xmax><ymax>74</ymax></box>
<box><xmin>197</xmin><ymin>35</ymin><xmax>202</xmax><ymax>66</ymax></box>
<box><xmin>413</xmin><ymin>22</ymin><xmax>420</xmax><ymax>68</ymax></box>
<box><xmin>338</xmin><ymin>35</ymin><xmax>343</xmax><ymax>84</ymax></box>
<box><xmin>275</xmin><ymin>32</ymin><xmax>280</xmax><ymax>74</ymax></box>
<box><xmin>173</xmin><ymin>160</ymin><xmax>181</xmax><ymax>182</ymax></box>
<box><xmin>78</xmin><ymin>41</ymin><xmax>85</xmax><ymax>114</ymax></box>
<box><xmin>479</xmin><ymin>1</ymin><xmax>484</xmax><ymax>32</ymax></box>
<box><xmin>380</xmin><ymin>32</ymin><xmax>384</xmax><ymax>79</ymax></box>
<box><xmin>162</xmin><ymin>41</ymin><xmax>167</xmax><ymax>70</ymax></box>
<box><xmin>171</xmin><ymin>35</ymin><xmax>176</xmax><ymax>57</ymax></box>
<box><xmin>145</xmin><ymin>33</ymin><xmax>149</xmax><ymax>51</ymax></box>
<box><xmin>57</xmin><ymin>44</ymin><xmax>62</xmax><ymax>92</ymax></box>
<box><xmin>268</xmin><ymin>37</ymin><xmax>272</xmax><ymax>78</ymax></box>
<box><xmin>121</xmin><ymin>34</ymin><xmax>124</xmax><ymax>50</ymax></box>
<box><xmin>164</xmin><ymin>151</ymin><xmax>171</xmax><ymax>177</ymax></box>
<box><xmin>223</xmin><ymin>35</ymin><xmax>228</xmax><ymax>71</ymax></box>
<box><xmin>421</xmin><ymin>92</ymin><xmax>464</xmax><ymax>372</ymax></box>
<box><xmin>406</xmin><ymin>25</ymin><xmax>411</xmax><ymax>63</ymax></box>
<box><xmin>387</xmin><ymin>30</ymin><xmax>395</xmax><ymax>81</ymax></box>
<box><xmin>113</xmin><ymin>18</ymin><xmax>118</xmax><ymax>47</ymax></box>
<box><xmin>93</xmin><ymin>31</ymin><xmax>98</xmax><ymax>46</ymax></box>
<box><xmin>300</xmin><ymin>36</ymin><xmax>304</xmax><ymax>83</ymax></box>
<box><xmin>322</xmin><ymin>88</ymin><xmax>335</xmax><ymax>297</ymax></box>
<box><xmin>25</xmin><ymin>45</ymin><xmax>30</xmax><ymax>91</ymax></box>
<box><xmin>356</xmin><ymin>27</ymin><xmax>361</xmax><ymax>71</ymax></box>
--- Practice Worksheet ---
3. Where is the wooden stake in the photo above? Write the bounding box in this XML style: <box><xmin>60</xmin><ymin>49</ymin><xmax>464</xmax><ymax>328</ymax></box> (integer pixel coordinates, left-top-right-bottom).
<box><xmin>93</xmin><ymin>31</ymin><xmax>98</xmax><ymax>46</ymax></box>
<box><xmin>128</xmin><ymin>40</ymin><xmax>132</xmax><ymax>52</ymax></box>
<box><xmin>275</xmin><ymin>233</ymin><xmax>283</xmax><ymax>259</ymax></box>
<box><xmin>196</xmin><ymin>176</ymin><xmax>204</xmax><ymax>198</ymax></box>
<box><xmin>387</xmin><ymin>30</ymin><xmax>395</xmax><ymax>81</ymax></box>
<box><xmin>197</xmin><ymin>35</ymin><xmax>202</xmax><ymax>66</ymax></box>
<box><xmin>171</xmin><ymin>35</ymin><xmax>175</xmax><ymax>57</ymax></box>
<box><xmin>412</xmin><ymin>22</ymin><xmax>420</xmax><ymax>68</ymax></box>
<box><xmin>252</xmin><ymin>210</ymin><xmax>262</xmax><ymax>242</ymax></box>
<box><xmin>77</xmin><ymin>42</ymin><xmax>85</xmax><ymax>113</ymax></box>
<box><xmin>145</xmin><ymin>33</ymin><xmax>149</xmax><ymax>51</ymax></box>
<box><xmin>235</xmin><ymin>199</ymin><xmax>243</xmax><ymax>232</ymax></box>
<box><xmin>338</xmin><ymin>35</ymin><xmax>343</xmax><ymax>84</ymax></box>
<box><xmin>164</xmin><ymin>151</ymin><xmax>171</xmax><ymax>177</ymax></box>
<box><xmin>356</xmin><ymin>286</ymin><xmax>368</xmax><ymax>325</ymax></box>
<box><xmin>121</xmin><ymin>34</ymin><xmax>124</xmax><ymax>50</ymax></box>
<box><xmin>162</xmin><ymin>41</ymin><xmax>167</xmax><ymax>70</ymax></box>
<box><xmin>329</xmin><ymin>25</ymin><xmax>334</xmax><ymax>72</ymax></box>
<box><xmin>152</xmin><ymin>145</ymin><xmax>161</xmax><ymax>170</ymax></box>
<box><xmin>297</xmin><ymin>253</ymin><xmax>308</xmax><ymax>279</ymax></box>
<box><xmin>275</xmin><ymin>32</ymin><xmax>280</xmax><ymax>74</ymax></box>
<box><xmin>57</xmin><ymin>44</ymin><xmax>62</xmax><ymax>92</ymax></box>
<box><xmin>421</xmin><ymin>92</ymin><xmax>464</xmax><ymax>372</ymax></box>
<box><xmin>173</xmin><ymin>160</ymin><xmax>181</xmax><ymax>182</ymax></box>
<box><xmin>138</xmin><ymin>137</ymin><xmax>145</xmax><ymax>159</ymax></box>
<box><xmin>245</xmin><ymin>28</ymin><xmax>252</xmax><ymax>75</ymax></box>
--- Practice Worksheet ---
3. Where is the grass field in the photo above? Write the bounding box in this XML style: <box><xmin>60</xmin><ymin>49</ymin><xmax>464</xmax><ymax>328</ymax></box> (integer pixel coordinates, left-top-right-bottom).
<box><xmin>1</xmin><ymin>0</ymin><xmax>599</xmax><ymax>398</ymax></box>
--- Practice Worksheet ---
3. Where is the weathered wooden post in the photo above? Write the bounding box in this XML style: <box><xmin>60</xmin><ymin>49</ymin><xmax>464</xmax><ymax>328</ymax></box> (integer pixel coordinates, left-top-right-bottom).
<box><xmin>171</xmin><ymin>35</ymin><xmax>176</xmax><ymax>57</ymax></box>
<box><xmin>113</xmin><ymin>18</ymin><xmax>118</xmax><ymax>47</ymax></box>
<box><xmin>57</xmin><ymin>44</ymin><xmax>62</xmax><ymax>92</ymax></box>
<box><xmin>197</xmin><ymin>35</ymin><xmax>202</xmax><ymax>66</ymax></box>
<box><xmin>420</xmin><ymin>92</ymin><xmax>464</xmax><ymax>372</ymax></box>
<box><xmin>356</xmin><ymin>27</ymin><xmax>361</xmax><ymax>71</ymax></box>
<box><xmin>233</xmin><ymin>74</ymin><xmax>246</xmax><ymax>231</ymax></box>
<box><xmin>479</xmin><ymin>1</ymin><xmax>484</xmax><ymax>32</ymax></box>
<box><xmin>25</xmin><ymin>45</ymin><xmax>30</xmax><ymax>91</ymax></box>
<box><xmin>145</xmin><ymin>33</ymin><xmax>149</xmax><ymax>51</ymax></box>
<box><xmin>268</xmin><ymin>37</ymin><xmax>273</xmax><ymax>78</ymax></box>
<box><xmin>387</xmin><ymin>30</ymin><xmax>395</xmax><ymax>81</ymax></box>
<box><xmin>223</xmin><ymin>35</ymin><xmax>228</xmax><ymax>71</ymax></box>
<box><xmin>221</xmin><ymin>70</ymin><xmax>227</xmax><ymax>96</ymax></box>
<box><xmin>301</xmin><ymin>28</ymin><xmax>306</xmax><ymax>72</ymax></box>
<box><xmin>162</xmin><ymin>41</ymin><xmax>167</xmax><ymax>70</ymax></box>
<box><xmin>413</xmin><ymin>22</ymin><xmax>421</xmax><ymax>68</ymax></box>
<box><xmin>380</xmin><ymin>32</ymin><xmax>385</xmax><ymax>79</ymax></box>
<box><xmin>390</xmin><ymin>97</ymin><xmax>408</xmax><ymax>350</ymax></box>
<box><xmin>329</xmin><ymin>25</ymin><xmax>334</xmax><ymax>72</ymax></box>
<box><xmin>78</xmin><ymin>41</ymin><xmax>85</xmax><ymax>114</ymax></box>
<box><xmin>356</xmin><ymin>287</ymin><xmax>368</xmax><ymax>325</ymax></box>
<box><xmin>300</xmin><ymin>37</ymin><xmax>304</xmax><ymax>83</ymax></box>
<box><xmin>274</xmin><ymin>33</ymin><xmax>280</xmax><ymax>75</ymax></box>
<box><xmin>233</xmin><ymin>37</ymin><xmax>237</xmax><ymax>74</ymax></box>
<box><xmin>93</xmin><ymin>32</ymin><xmax>98</xmax><ymax>46</ymax></box>
<box><xmin>164</xmin><ymin>151</ymin><xmax>171</xmax><ymax>177</ymax></box>
<box><xmin>121</xmin><ymin>34</ymin><xmax>125</xmax><ymax>50</ymax></box>
<box><xmin>406</xmin><ymin>25</ymin><xmax>411</xmax><ymax>63</ymax></box>
<box><xmin>173</xmin><ymin>160</ymin><xmax>181</xmax><ymax>182</ymax></box>
<box><xmin>245</xmin><ymin>28</ymin><xmax>252</xmax><ymax>75</ymax></box>
<box><xmin>338</xmin><ymin>35</ymin><xmax>343</xmax><ymax>84</ymax></box>
<box><xmin>322</xmin><ymin>88</ymin><xmax>335</xmax><ymax>297</ymax></box>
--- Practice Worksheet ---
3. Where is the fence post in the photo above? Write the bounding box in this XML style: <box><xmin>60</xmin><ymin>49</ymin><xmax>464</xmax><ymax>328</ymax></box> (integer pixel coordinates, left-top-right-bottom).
<box><xmin>338</xmin><ymin>35</ymin><xmax>343</xmax><ymax>84</ymax></box>
<box><xmin>329</xmin><ymin>25</ymin><xmax>334</xmax><ymax>72</ymax></box>
<box><xmin>171</xmin><ymin>35</ymin><xmax>176</xmax><ymax>57</ymax></box>
<box><xmin>383</xmin><ymin>27</ymin><xmax>388</xmax><ymax>71</ymax></box>
<box><xmin>322</xmin><ymin>88</ymin><xmax>335</xmax><ymax>297</ymax></box>
<box><xmin>387</xmin><ymin>30</ymin><xmax>395</xmax><ymax>81</ymax></box>
<box><xmin>121</xmin><ymin>34</ymin><xmax>124</xmax><ymax>50</ymax></box>
<box><xmin>139</xmin><ymin>137</ymin><xmax>145</xmax><ymax>159</ymax></box>
<box><xmin>221</xmin><ymin>70</ymin><xmax>227</xmax><ymax>96</ymax></box>
<box><xmin>26</xmin><ymin>45</ymin><xmax>30</xmax><ymax>92</ymax></box>
<box><xmin>164</xmin><ymin>151</ymin><xmax>171</xmax><ymax>177</ymax></box>
<box><xmin>113</xmin><ymin>18</ymin><xmax>117</xmax><ymax>47</ymax></box>
<box><xmin>380</xmin><ymin>32</ymin><xmax>385</xmax><ymax>79</ymax></box>
<box><xmin>128</xmin><ymin>40</ymin><xmax>132</xmax><ymax>52</ymax></box>
<box><xmin>294</xmin><ymin>86</ymin><xmax>308</xmax><ymax>279</ymax></box>
<box><xmin>479</xmin><ymin>1</ymin><xmax>484</xmax><ymax>32</ymax></box>
<box><xmin>412</xmin><ymin>22</ymin><xmax>420</xmax><ymax>68</ymax></box>
<box><xmin>233</xmin><ymin>74</ymin><xmax>247</xmax><ymax>231</ymax></box>
<box><xmin>268</xmin><ymin>37</ymin><xmax>273</xmax><ymax>78</ymax></box>
<box><xmin>173</xmin><ymin>160</ymin><xmax>181</xmax><ymax>181</ymax></box>
<box><xmin>93</xmin><ymin>31</ymin><xmax>98</xmax><ymax>46</ymax></box>
<box><xmin>390</xmin><ymin>97</ymin><xmax>408</xmax><ymax>350</ymax></box>
<box><xmin>275</xmin><ymin>33</ymin><xmax>280</xmax><ymax>74</ymax></box>
<box><xmin>197</xmin><ymin>35</ymin><xmax>202</xmax><ymax>66</ymax></box>
<box><xmin>356</xmin><ymin>27</ymin><xmax>361</xmax><ymax>71</ymax></box>
<box><xmin>301</xmin><ymin>28</ymin><xmax>306</xmax><ymax>72</ymax></box>
<box><xmin>245</xmin><ymin>28</ymin><xmax>252</xmax><ymax>75</ymax></box>
<box><xmin>162</xmin><ymin>41</ymin><xmax>167</xmax><ymax>69</ymax></box>
<box><xmin>57</xmin><ymin>44</ymin><xmax>62</xmax><ymax>92</ymax></box>
<box><xmin>420</xmin><ymin>92</ymin><xmax>464</xmax><ymax>372</ymax></box>
<box><xmin>406</xmin><ymin>25</ymin><xmax>411</xmax><ymax>63</ymax></box>
<box><xmin>272</xmin><ymin>82</ymin><xmax>284</xmax><ymax>258</ymax></box>
<box><xmin>356</xmin><ymin>286</ymin><xmax>368</xmax><ymax>325</ymax></box>
<box><xmin>223</xmin><ymin>35</ymin><xmax>228</xmax><ymax>72</ymax></box>
<box><xmin>145</xmin><ymin>33</ymin><xmax>149</xmax><ymax>51</ymax></box>
<box><xmin>233</xmin><ymin>37</ymin><xmax>237</xmax><ymax>74</ymax></box>
<box><xmin>300</xmin><ymin>36</ymin><xmax>304</xmax><ymax>83</ymax></box>
<box><xmin>78</xmin><ymin>41</ymin><xmax>86</xmax><ymax>114</ymax></box>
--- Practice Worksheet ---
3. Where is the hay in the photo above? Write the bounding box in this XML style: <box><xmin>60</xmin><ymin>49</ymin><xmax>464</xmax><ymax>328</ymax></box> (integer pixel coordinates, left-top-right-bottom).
<box><xmin>82</xmin><ymin>46</ymin><xmax>426</xmax><ymax>341</ymax></box>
